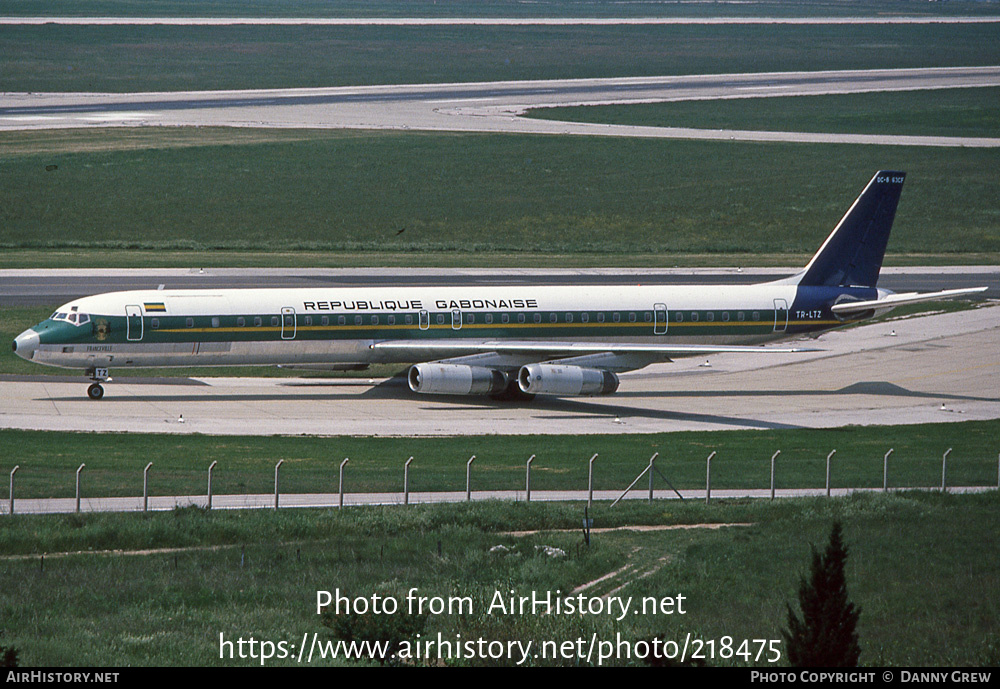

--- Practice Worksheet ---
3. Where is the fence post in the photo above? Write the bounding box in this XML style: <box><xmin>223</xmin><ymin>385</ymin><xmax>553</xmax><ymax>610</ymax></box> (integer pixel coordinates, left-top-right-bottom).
<box><xmin>274</xmin><ymin>459</ymin><xmax>284</xmax><ymax>510</ymax></box>
<box><xmin>466</xmin><ymin>455</ymin><xmax>475</xmax><ymax>502</ymax></box>
<box><xmin>404</xmin><ymin>457</ymin><xmax>413</xmax><ymax>505</ymax></box>
<box><xmin>941</xmin><ymin>448</ymin><xmax>952</xmax><ymax>492</ymax></box>
<box><xmin>525</xmin><ymin>455</ymin><xmax>535</xmax><ymax>502</ymax></box>
<box><xmin>883</xmin><ymin>449</ymin><xmax>893</xmax><ymax>492</ymax></box>
<box><xmin>705</xmin><ymin>451</ymin><xmax>716</xmax><ymax>505</ymax></box>
<box><xmin>647</xmin><ymin>452</ymin><xmax>659</xmax><ymax>503</ymax></box>
<box><xmin>588</xmin><ymin>453</ymin><xmax>598</xmax><ymax>508</ymax></box>
<box><xmin>339</xmin><ymin>458</ymin><xmax>349</xmax><ymax>508</ymax></box>
<box><xmin>75</xmin><ymin>463</ymin><xmax>86</xmax><ymax>513</ymax></box>
<box><xmin>9</xmin><ymin>465</ymin><xmax>18</xmax><ymax>515</ymax></box>
<box><xmin>826</xmin><ymin>450</ymin><xmax>836</xmax><ymax>497</ymax></box>
<box><xmin>143</xmin><ymin>462</ymin><xmax>153</xmax><ymax>512</ymax></box>
<box><xmin>207</xmin><ymin>460</ymin><xmax>217</xmax><ymax>510</ymax></box>
<box><xmin>770</xmin><ymin>451</ymin><xmax>780</xmax><ymax>500</ymax></box>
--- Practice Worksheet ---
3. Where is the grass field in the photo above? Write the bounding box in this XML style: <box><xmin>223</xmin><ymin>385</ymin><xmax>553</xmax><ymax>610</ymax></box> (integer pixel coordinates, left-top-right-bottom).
<box><xmin>3</xmin><ymin>128</ymin><xmax>998</xmax><ymax>260</ymax></box>
<box><xmin>529</xmin><ymin>87</ymin><xmax>1000</xmax><ymax>139</ymax></box>
<box><xmin>4</xmin><ymin>0</ymin><xmax>999</xmax><ymax>18</ymax></box>
<box><xmin>0</xmin><ymin>492</ymin><xmax>997</xmax><ymax>665</ymax></box>
<box><xmin>1</xmin><ymin>420</ymin><xmax>996</xmax><ymax>500</ymax></box>
<box><xmin>4</xmin><ymin>23</ymin><xmax>1000</xmax><ymax>92</ymax></box>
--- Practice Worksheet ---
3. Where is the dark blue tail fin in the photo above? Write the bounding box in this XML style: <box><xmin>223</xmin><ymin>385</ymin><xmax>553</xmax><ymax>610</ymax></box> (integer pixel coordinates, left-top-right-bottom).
<box><xmin>796</xmin><ymin>171</ymin><xmax>905</xmax><ymax>288</ymax></box>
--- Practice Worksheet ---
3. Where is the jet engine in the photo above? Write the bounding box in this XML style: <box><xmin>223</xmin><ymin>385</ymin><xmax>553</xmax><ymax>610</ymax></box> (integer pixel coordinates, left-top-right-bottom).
<box><xmin>407</xmin><ymin>363</ymin><xmax>509</xmax><ymax>395</ymax></box>
<box><xmin>517</xmin><ymin>364</ymin><xmax>619</xmax><ymax>396</ymax></box>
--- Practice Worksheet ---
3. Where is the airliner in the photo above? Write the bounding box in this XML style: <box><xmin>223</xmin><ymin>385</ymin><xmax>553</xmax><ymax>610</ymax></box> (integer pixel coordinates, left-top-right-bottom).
<box><xmin>12</xmin><ymin>171</ymin><xmax>986</xmax><ymax>401</ymax></box>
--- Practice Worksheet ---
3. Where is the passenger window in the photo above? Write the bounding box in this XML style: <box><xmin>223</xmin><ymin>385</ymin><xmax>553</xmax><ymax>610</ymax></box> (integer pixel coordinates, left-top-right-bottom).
<box><xmin>581</xmin><ymin>313</ymin><xmax>589</xmax><ymax>323</ymax></box>
<box><xmin>752</xmin><ymin>311</ymin><xmax>760</xmax><ymax>321</ymax></box>
<box><xmin>628</xmin><ymin>313</ymin><xmax>636</xmax><ymax>323</ymax></box>
<box><xmin>436</xmin><ymin>314</ymin><xmax>445</xmax><ymax>325</ymax></box>
<box><xmin>467</xmin><ymin>314</ymin><xmax>475</xmax><ymax>324</ymax></box>
<box><xmin>255</xmin><ymin>317</ymin><xmax>262</xmax><ymax>327</ymax></box>
<box><xmin>211</xmin><ymin>317</ymin><xmax>220</xmax><ymax>328</ymax></box>
<box><xmin>338</xmin><ymin>316</ymin><xmax>345</xmax><ymax>326</ymax></box>
<box><xmin>533</xmin><ymin>314</ymin><xmax>542</xmax><ymax>323</ymax></box>
<box><xmin>691</xmin><ymin>312</ymin><xmax>699</xmax><ymax>322</ymax></box>
<box><xmin>502</xmin><ymin>314</ymin><xmax>510</xmax><ymax>324</ymax></box>
<box><xmin>485</xmin><ymin>314</ymin><xmax>493</xmax><ymax>324</ymax></box>
<box><xmin>644</xmin><ymin>312</ymin><xmax>652</xmax><ymax>322</ymax></box>
<box><xmin>151</xmin><ymin>318</ymin><xmax>160</xmax><ymax>329</ymax></box>
<box><xmin>404</xmin><ymin>315</ymin><xmax>412</xmax><ymax>325</ymax></box>
<box><xmin>549</xmin><ymin>313</ymin><xmax>557</xmax><ymax>323</ymax></box>
<box><xmin>355</xmin><ymin>316</ymin><xmax>363</xmax><ymax>326</ymax></box>
<box><xmin>321</xmin><ymin>316</ymin><xmax>329</xmax><ymax>326</ymax></box>
<box><xmin>271</xmin><ymin>317</ymin><xmax>279</xmax><ymax>327</ymax></box>
<box><xmin>388</xmin><ymin>315</ymin><xmax>395</xmax><ymax>325</ymax></box>
<box><xmin>566</xmin><ymin>313</ymin><xmax>573</xmax><ymax>323</ymax></box>
<box><xmin>597</xmin><ymin>313</ymin><xmax>605</xmax><ymax>323</ymax></box>
<box><xmin>371</xmin><ymin>315</ymin><xmax>379</xmax><ymax>325</ymax></box>
<box><xmin>305</xmin><ymin>316</ymin><xmax>313</xmax><ymax>326</ymax></box>
<box><xmin>722</xmin><ymin>312</ymin><xmax>730</xmax><ymax>322</ymax></box>
<box><xmin>676</xmin><ymin>312</ymin><xmax>684</xmax><ymax>322</ymax></box>
<box><xmin>613</xmin><ymin>313</ymin><xmax>621</xmax><ymax>323</ymax></box>
<box><xmin>517</xmin><ymin>314</ymin><xmax>525</xmax><ymax>323</ymax></box>
<box><xmin>738</xmin><ymin>312</ymin><xmax>745</xmax><ymax>322</ymax></box>
<box><xmin>706</xmin><ymin>312</ymin><xmax>715</xmax><ymax>322</ymax></box>
<box><xmin>186</xmin><ymin>318</ymin><xmax>194</xmax><ymax>328</ymax></box>
<box><xmin>237</xmin><ymin>317</ymin><xmax>245</xmax><ymax>327</ymax></box>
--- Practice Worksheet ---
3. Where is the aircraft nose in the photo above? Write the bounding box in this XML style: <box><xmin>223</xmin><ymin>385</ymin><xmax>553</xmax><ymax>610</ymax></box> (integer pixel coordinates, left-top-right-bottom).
<box><xmin>12</xmin><ymin>329</ymin><xmax>40</xmax><ymax>360</ymax></box>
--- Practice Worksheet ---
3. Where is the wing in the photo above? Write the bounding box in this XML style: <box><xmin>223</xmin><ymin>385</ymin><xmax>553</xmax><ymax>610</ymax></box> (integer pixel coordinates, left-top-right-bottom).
<box><xmin>373</xmin><ymin>339</ymin><xmax>818</xmax><ymax>364</ymax></box>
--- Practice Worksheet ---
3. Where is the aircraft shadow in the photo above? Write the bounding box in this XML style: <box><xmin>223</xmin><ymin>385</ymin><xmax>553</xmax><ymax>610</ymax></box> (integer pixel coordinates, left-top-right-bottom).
<box><xmin>40</xmin><ymin>380</ymin><xmax>993</xmax><ymax>432</ymax></box>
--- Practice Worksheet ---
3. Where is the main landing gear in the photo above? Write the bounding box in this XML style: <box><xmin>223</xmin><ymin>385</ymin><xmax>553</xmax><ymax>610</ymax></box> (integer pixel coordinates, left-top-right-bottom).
<box><xmin>86</xmin><ymin>367</ymin><xmax>110</xmax><ymax>401</ymax></box>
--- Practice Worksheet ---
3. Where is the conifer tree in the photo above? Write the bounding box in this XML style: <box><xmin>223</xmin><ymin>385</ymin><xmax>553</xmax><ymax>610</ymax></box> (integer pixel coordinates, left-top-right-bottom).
<box><xmin>783</xmin><ymin>521</ymin><xmax>861</xmax><ymax>667</ymax></box>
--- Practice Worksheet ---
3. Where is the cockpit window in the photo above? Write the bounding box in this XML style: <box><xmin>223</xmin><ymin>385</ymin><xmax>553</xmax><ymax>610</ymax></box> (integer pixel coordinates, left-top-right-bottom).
<box><xmin>50</xmin><ymin>311</ymin><xmax>90</xmax><ymax>326</ymax></box>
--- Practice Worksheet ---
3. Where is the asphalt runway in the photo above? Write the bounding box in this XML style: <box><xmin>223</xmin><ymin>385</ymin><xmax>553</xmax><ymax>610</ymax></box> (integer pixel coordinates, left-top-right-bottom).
<box><xmin>3</xmin><ymin>67</ymin><xmax>999</xmax><ymax>147</ymax></box>
<box><xmin>2</xmin><ymin>302</ymin><xmax>997</xmax><ymax>436</ymax></box>
<box><xmin>2</xmin><ymin>266</ymin><xmax>998</xmax><ymax>307</ymax></box>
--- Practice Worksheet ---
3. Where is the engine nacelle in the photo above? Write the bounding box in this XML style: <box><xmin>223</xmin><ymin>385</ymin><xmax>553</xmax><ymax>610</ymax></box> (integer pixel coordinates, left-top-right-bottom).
<box><xmin>408</xmin><ymin>363</ymin><xmax>509</xmax><ymax>395</ymax></box>
<box><xmin>517</xmin><ymin>364</ymin><xmax>620</xmax><ymax>396</ymax></box>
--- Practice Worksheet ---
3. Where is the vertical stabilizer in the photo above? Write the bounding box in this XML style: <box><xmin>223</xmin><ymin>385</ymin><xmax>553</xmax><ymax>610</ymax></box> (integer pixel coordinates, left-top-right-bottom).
<box><xmin>795</xmin><ymin>171</ymin><xmax>905</xmax><ymax>288</ymax></box>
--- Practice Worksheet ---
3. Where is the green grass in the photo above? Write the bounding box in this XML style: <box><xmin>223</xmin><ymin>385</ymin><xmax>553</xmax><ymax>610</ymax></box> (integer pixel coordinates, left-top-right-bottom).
<box><xmin>0</xmin><ymin>492</ymin><xmax>997</xmax><ymax>665</ymax></box>
<box><xmin>528</xmin><ymin>87</ymin><xmax>1000</xmax><ymax>138</ymax></box>
<box><xmin>4</xmin><ymin>23</ymin><xmax>1000</xmax><ymax>92</ymax></box>
<box><xmin>1</xmin><ymin>421</ymin><xmax>997</xmax><ymax>500</ymax></box>
<box><xmin>3</xmin><ymin>128</ymin><xmax>999</xmax><ymax>258</ymax></box>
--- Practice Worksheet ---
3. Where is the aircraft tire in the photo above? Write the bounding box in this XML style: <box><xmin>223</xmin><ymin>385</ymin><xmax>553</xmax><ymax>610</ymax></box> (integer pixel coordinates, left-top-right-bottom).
<box><xmin>87</xmin><ymin>383</ymin><xmax>105</xmax><ymax>401</ymax></box>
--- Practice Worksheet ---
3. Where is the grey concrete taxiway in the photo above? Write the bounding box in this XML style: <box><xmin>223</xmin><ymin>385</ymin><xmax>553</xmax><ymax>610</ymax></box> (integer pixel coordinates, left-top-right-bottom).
<box><xmin>2</xmin><ymin>301</ymin><xmax>998</xmax><ymax>436</ymax></box>
<box><xmin>2</xmin><ymin>266</ymin><xmax>998</xmax><ymax>306</ymax></box>
<box><xmin>4</xmin><ymin>67</ymin><xmax>1000</xmax><ymax>147</ymax></box>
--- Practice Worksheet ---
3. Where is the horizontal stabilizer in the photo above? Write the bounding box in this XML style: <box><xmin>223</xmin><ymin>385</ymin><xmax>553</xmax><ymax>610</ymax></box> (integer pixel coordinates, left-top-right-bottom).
<box><xmin>830</xmin><ymin>287</ymin><xmax>988</xmax><ymax>315</ymax></box>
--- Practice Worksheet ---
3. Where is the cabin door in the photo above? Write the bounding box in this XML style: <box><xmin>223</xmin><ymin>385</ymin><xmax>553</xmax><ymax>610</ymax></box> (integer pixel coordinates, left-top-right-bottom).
<box><xmin>281</xmin><ymin>307</ymin><xmax>297</xmax><ymax>340</ymax></box>
<box><xmin>654</xmin><ymin>303</ymin><xmax>668</xmax><ymax>335</ymax></box>
<box><xmin>773</xmin><ymin>299</ymin><xmax>788</xmax><ymax>333</ymax></box>
<box><xmin>125</xmin><ymin>305</ymin><xmax>143</xmax><ymax>341</ymax></box>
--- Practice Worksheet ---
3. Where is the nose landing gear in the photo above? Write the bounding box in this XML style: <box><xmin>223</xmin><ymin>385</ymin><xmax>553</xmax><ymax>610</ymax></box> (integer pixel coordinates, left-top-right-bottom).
<box><xmin>85</xmin><ymin>367</ymin><xmax>110</xmax><ymax>401</ymax></box>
